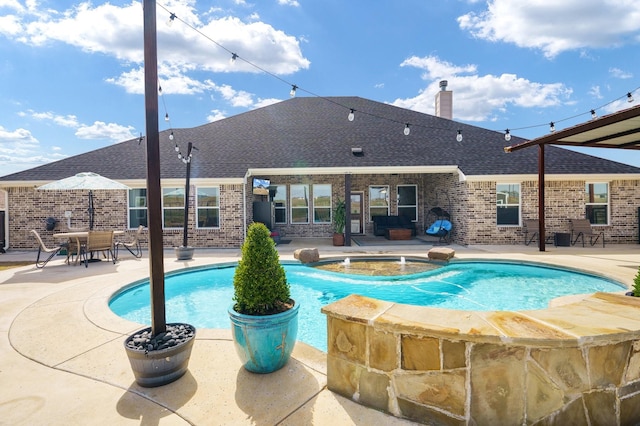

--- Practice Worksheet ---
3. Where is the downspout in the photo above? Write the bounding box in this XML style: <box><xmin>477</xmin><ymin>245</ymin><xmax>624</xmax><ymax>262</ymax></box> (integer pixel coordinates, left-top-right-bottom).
<box><xmin>243</xmin><ymin>170</ymin><xmax>251</xmax><ymax>240</ymax></box>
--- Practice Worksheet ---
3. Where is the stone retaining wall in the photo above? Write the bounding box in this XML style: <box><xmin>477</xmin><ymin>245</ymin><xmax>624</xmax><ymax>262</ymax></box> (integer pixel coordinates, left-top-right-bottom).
<box><xmin>322</xmin><ymin>293</ymin><xmax>640</xmax><ymax>425</ymax></box>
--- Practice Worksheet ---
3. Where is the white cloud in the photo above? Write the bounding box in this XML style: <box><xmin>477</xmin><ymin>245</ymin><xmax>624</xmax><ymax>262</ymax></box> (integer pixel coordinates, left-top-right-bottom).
<box><xmin>28</xmin><ymin>110</ymin><xmax>80</xmax><ymax>128</ymax></box>
<box><xmin>458</xmin><ymin>0</ymin><xmax>640</xmax><ymax>58</ymax></box>
<box><xmin>75</xmin><ymin>121</ymin><xmax>137</xmax><ymax>141</ymax></box>
<box><xmin>0</xmin><ymin>125</ymin><xmax>66</xmax><ymax>176</ymax></box>
<box><xmin>393</xmin><ymin>55</ymin><xmax>572</xmax><ymax>121</ymax></box>
<box><xmin>609</xmin><ymin>67</ymin><xmax>633</xmax><ymax>79</ymax></box>
<box><xmin>253</xmin><ymin>97</ymin><xmax>281</xmax><ymax>109</ymax></box>
<box><xmin>207</xmin><ymin>109</ymin><xmax>227</xmax><ymax>122</ymax></box>
<box><xmin>589</xmin><ymin>86</ymin><xmax>603</xmax><ymax>99</ymax></box>
<box><xmin>278</xmin><ymin>0</ymin><xmax>300</xmax><ymax>6</ymax></box>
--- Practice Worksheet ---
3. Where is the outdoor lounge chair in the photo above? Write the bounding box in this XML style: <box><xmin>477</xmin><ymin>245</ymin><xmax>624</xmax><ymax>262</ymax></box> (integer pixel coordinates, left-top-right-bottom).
<box><xmin>570</xmin><ymin>219</ymin><xmax>605</xmax><ymax>247</ymax></box>
<box><xmin>522</xmin><ymin>219</ymin><xmax>554</xmax><ymax>246</ymax></box>
<box><xmin>30</xmin><ymin>229</ymin><xmax>62</xmax><ymax>268</ymax></box>
<box><xmin>81</xmin><ymin>231</ymin><xmax>115</xmax><ymax>267</ymax></box>
<box><xmin>115</xmin><ymin>225</ymin><xmax>144</xmax><ymax>259</ymax></box>
<box><xmin>425</xmin><ymin>207</ymin><xmax>452</xmax><ymax>244</ymax></box>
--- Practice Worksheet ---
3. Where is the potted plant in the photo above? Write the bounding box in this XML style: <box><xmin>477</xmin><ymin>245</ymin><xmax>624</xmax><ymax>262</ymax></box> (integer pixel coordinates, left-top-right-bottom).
<box><xmin>228</xmin><ymin>222</ymin><xmax>299</xmax><ymax>373</ymax></box>
<box><xmin>626</xmin><ymin>266</ymin><xmax>640</xmax><ymax>296</ymax></box>
<box><xmin>332</xmin><ymin>198</ymin><xmax>346</xmax><ymax>246</ymax></box>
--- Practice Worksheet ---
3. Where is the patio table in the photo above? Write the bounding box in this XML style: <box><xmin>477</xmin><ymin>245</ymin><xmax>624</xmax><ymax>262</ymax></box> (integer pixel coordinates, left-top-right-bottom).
<box><xmin>54</xmin><ymin>231</ymin><xmax>124</xmax><ymax>265</ymax></box>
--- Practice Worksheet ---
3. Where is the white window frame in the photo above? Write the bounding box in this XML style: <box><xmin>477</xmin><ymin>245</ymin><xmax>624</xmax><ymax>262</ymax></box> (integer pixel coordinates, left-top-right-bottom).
<box><xmin>127</xmin><ymin>188</ymin><xmax>148</xmax><ymax>229</ymax></box>
<box><xmin>397</xmin><ymin>184</ymin><xmax>418</xmax><ymax>222</ymax></box>
<box><xmin>312</xmin><ymin>184</ymin><xmax>332</xmax><ymax>224</ymax></box>
<box><xmin>271</xmin><ymin>184</ymin><xmax>287</xmax><ymax>224</ymax></box>
<box><xmin>196</xmin><ymin>186</ymin><xmax>220</xmax><ymax>229</ymax></box>
<box><xmin>369</xmin><ymin>185</ymin><xmax>390</xmax><ymax>221</ymax></box>
<box><xmin>496</xmin><ymin>183</ymin><xmax>521</xmax><ymax>226</ymax></box>
<box><xmin>290</xmin><ymin>184</ymin><xmax>309</xmax><ymax>224</ymax></box>
<box><xmin>585</xmin><ymin>182</ymin><xmax>609</xmax><ymax>225</ymax></box>
<box><xmin>162</xmin><ymin>187</ymin><xmax>184</xmax><ymax>229</ymax></box>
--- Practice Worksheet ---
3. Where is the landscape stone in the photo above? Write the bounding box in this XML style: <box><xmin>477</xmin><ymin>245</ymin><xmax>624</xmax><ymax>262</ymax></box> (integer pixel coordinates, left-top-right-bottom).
<box><xmin>427</xmin><ymin>247</ymin><xmax>455</xmax><ymax>261</ymax></box>
<box><xmin>293</xmin><ymin>248</ymin><xmax>319</xmax><ymax>263</ymax></box>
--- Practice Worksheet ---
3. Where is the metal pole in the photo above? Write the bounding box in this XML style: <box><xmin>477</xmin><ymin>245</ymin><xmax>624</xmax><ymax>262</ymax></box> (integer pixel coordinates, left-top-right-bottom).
<box><xmin>143</xmin><ymin>0</ymin><xmax>166</xmax><ymax>334</ymax></box>
<box><xmin>182</xmin><ymin>142</ymin><xmax>193</xmax><ymax>248</ymax></box>
<box><xmin>344</xmin><ymin>174</ymin><xmax>351</xmax><ymax>246</ymax></box>
<box><xmin>538</xmin><ymin>144</ymin><xmax>546</xmax><ymax>252</ymax></box>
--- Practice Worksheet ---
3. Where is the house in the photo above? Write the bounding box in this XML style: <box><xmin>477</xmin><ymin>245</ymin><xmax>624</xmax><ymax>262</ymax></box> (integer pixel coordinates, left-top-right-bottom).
<box><xmin>1</xmin><ymin>95</ymin><xmax>640</xmax><ymax>251</ymax></box>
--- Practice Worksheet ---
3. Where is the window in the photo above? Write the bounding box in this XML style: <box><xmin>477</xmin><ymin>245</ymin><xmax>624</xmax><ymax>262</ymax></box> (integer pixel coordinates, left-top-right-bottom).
<box><xmin>313</xmin><ymin>184</ymin><xmax>332</xmax><ymax>223</ymax></box>
<box><xmin>163</xmin><ymin>187</ymin><xmax>184</xmax><ymax>228</ymax></box>
<box><xmin>586</xmin><ymin>183</ymin><xmax>608</xmax><ymax>225</ymax></box>
<box><xmin>369</xmin><ymin>185</ymin><xmax>389</xmax><ymax>220</ymax></box>
<box><xmin>397</xmin><ymin>185</ymin><xmax>418</xmax><ymax>221</ymax></box>
<box><xmin>196</xmin><ymin>187</ymin><xmax>219</xmax><ymax>228</ymax></box>
<box><xmin>271</xmin><ymin>185</ymin><xmax>287</xmax><ymax>224</ymax></box>
<box><xmin>128</xmin><ymin>189</ymin><xmax>148</xmax><ymax>229</ymax></box>
<box><xmin>290</xmin><ymin>184</ymin><xmax>309</xmax><ymax>223</ymax></box>
<box><xmin>496</xmin><ymin>183</ymin><xmax>520</xmax><ymax>226</ymax></box>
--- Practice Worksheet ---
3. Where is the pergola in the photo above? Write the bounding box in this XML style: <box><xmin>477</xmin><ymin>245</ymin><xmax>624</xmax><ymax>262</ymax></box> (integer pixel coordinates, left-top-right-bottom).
<box><xmin>504</xmin><ymin>104</ymin><xmax>640</xmax><ymax>251</ymax></box>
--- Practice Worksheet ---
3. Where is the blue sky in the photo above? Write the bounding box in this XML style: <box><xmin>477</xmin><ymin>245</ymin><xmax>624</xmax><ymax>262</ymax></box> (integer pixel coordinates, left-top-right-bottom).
<box><xmin>1</xmin><ymin>0</ymin><xmax>639</xmax><ymax>177</ymax></box>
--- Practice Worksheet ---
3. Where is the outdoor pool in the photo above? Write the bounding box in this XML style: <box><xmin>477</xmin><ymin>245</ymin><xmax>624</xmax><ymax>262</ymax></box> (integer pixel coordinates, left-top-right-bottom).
<box><xmin>109</xmin><ymin>260</ymin><xmax>626</xmax><ymax>352</ymax></box>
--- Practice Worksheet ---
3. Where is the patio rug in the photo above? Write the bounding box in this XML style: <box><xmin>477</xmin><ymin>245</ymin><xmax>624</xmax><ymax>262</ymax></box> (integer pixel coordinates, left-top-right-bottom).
<box><xmin>351</xmin><ymin>235</ymin><xmax>434</xmax><ymax>246</ymax></box>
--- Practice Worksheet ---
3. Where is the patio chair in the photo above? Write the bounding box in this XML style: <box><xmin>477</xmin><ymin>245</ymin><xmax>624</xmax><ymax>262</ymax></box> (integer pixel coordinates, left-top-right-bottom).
<box><xmin>30</xmin><ymin>229</ymin><xmax>62</xmax><ymax>268</ymax></box>
<box><xmin>81</xmin><ymin>231</ymin><xmax>115</xmax><ymax>267</ymax></box>
<box><xmin>570</xmin><ymin>219</ymin><xmax>605</xmax><ymax>247</ymax></box>
<box><xmin>115</xmin><ymin>225</ymin><xmax>144</xmax><ymax>259</ymax></box>
<box><xmin>522</xmin><ymin>219</ymin><xmax>555</xmax><ymax>246</ymax></box>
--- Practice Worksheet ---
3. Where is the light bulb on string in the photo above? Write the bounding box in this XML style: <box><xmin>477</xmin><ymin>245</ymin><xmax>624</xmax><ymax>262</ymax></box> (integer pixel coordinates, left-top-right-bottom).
<box><xmin>456</xmin><ymin>130</ymin><xmax>463</xmax><ymax>142</ymax></box>
<box><xmin>165</xmin><ymin>113</ymin><xmax>169</xmax><ymax>122</ymax></box>
<box><xmin>591</xmin><ymin>109</ymin><xmax>597</xmax><ymax>120</ymax></box>
<box><xmin>167</xmin><ymin>12</ymin><xmax>176</xmax><ymax>26</ymax></box>
<box><xmin>169</xmin><ymin>131</ymin><xmax>174</xmax><ymax>141</ymax></box>
<box><xmin>290</xmin><ymin>85</ymin><xmax>297</xmax><ymax>97</ymax></box>
<box><xmin>230</xmin><ymin>53</ymin><xmax>237</xmax><ymax>64</ymax></box>
<box><xmin>348</xmin><ymin>109</ymin><xmax>355</xmax><ymax>122</ymax></box>
<box><xmin>504</xmin><ymin>129</ymin><xmax>511</xmax><ymax>142</ymax></box>
<box><xmin>549</xmin><ymin>122</ymin><xmax>555</xmax><ymax>132</ymax></box>
<box><xmin>403</xmin><ymin>123</ymin><xmax>410</xmax><ymax>136</ymax></box>
<box><xmin>158</xmin><ymin>85</ymin><xmax>163</xmax><ymax>94</ymax></box>
<box><xmin>628</xmin><ymin>92</ymin><xmax>635</xmax><ymax>103</ymax></box>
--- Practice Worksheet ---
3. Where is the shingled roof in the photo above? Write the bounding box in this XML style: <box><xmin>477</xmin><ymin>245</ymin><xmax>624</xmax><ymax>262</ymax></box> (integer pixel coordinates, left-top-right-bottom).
<box><xmin>2</xmin><ymin>96</ymin><xmax>639</xmax><ymax>183</ymax></box>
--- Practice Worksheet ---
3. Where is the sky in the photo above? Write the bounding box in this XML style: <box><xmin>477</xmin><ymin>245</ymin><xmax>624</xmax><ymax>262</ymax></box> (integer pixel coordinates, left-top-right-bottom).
<box><xmin>1</xmin><ymin>0</ymin><xmax>639</xmax><ymax>177</ymax></box>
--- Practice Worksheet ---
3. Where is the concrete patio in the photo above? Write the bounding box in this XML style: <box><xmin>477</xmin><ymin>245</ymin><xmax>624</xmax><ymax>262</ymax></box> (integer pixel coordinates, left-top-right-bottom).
<box><xmin>1</xmin><ymin>238</ymin><xmax>639</xmax><ymax>425</ymax></box>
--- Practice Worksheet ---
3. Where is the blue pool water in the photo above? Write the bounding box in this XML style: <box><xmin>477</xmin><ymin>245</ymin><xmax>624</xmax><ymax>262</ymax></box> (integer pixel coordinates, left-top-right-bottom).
<box><xmin>109</xmin><ymin>261</ymin><xmax>625</xmax><ymax>352</ymax></box>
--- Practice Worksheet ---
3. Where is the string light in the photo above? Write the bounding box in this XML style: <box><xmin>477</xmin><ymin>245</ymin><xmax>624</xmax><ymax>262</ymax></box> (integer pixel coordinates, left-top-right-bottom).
<box><xmin>169</xmin><ymin>131</ymin><xmax>174</xmax><ymax>141</ymax></box>
<box><xmin>165</xmin><ymin>112</ymin><xmax>169</xmax><ymax>121</ymax></box>
<box><xmin>456</xmin><ymin>130</ymin><xmax>463</xmax><ymax>142</ymax></box>
<box><xmin>348</xmin><ymin>109</ymin><xmax>355</xmax><ymax>122</ymax></box>
<box><xmin>549</xmin><ymin>122</ymin><xmax>555</xmax><ymax>132</ymax></box>
<box><xmin>403</xmin><ymin>123</ymin><xmax>410</xmax><ymax>136</ymax></box>
<box><xmin>590</xmin><ymin>109</ymin><xmax>597</xmax><ymax>120</ymax></box>
<box><xmin>167</xmin><ymin>12</ymin><xmax>176</xmax><ymax>26</ymax></box>
<box><xmin>504</xmin><ymin>129</ymin><xmax>511</xmax><ymax>142</ymax></box>
<box><xmin>160</xmin><ymin>6</ymin><xmax>640</xmax><ymax>142</ymax></box>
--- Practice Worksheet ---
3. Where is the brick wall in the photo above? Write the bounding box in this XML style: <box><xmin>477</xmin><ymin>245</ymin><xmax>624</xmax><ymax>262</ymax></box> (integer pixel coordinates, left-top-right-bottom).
<box><xmin>4</xmin><ymin>176</ymin><xmax>640</xmax><ymax>249</ymax></box>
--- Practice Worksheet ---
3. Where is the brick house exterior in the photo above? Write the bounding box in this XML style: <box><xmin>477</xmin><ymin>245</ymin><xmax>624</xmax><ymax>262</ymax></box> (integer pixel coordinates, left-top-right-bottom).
<box><xmin>1</xmin><ymin>97</ymin><xmax>639</xmax><ymax>250</ymax></box>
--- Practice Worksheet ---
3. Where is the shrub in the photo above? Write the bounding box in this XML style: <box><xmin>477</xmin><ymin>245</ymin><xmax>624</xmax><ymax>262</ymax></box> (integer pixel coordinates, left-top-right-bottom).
<box><xmin>233</xmin><ymin>222</ymin><xmax>290</xmax><ymax>315</ymax></box>
<box><xmin>633</xmin><ymin>266</ymin><xmax>640</xmax><ymax>297</ymax></box>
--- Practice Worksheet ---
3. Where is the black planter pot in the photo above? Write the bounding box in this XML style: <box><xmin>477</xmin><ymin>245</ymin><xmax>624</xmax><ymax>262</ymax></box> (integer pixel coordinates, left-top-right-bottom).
<box><xmin>124</xmin><ymin>323</ymin><xmax>196</xmax><ymax>387</ymax></box>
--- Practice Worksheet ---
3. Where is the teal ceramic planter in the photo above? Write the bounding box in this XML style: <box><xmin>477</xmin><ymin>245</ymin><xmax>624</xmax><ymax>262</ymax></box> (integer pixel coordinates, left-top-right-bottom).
<box><xmin>228</xmin><ymin>301</ymin><xmax>300</xmax><ymax>373</ymax></box>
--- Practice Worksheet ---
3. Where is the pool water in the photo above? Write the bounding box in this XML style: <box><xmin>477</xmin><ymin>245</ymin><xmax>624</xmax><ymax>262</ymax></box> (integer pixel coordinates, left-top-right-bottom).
<box><xmin>109</xmin><ymin>261</ymin><xmax>625</xmax><ymax>352</ymax></box>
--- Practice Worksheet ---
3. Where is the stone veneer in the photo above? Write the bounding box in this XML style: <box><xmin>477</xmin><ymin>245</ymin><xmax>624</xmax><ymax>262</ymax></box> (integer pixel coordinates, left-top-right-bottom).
<box><xmin>322</xmin><ymin>292</ymin><xmax>640</xmax><ymax>425</ymax></box>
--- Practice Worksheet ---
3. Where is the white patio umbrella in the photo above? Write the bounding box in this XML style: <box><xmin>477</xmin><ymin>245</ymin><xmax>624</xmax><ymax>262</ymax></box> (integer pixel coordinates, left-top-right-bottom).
<box><xmin>38</xmin><ymin>172</ymin><xmax>131</xmax><ymax>230</ymax></box>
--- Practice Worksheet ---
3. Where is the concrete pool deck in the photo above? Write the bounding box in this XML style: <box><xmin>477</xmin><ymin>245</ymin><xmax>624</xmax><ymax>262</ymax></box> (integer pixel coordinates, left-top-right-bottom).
<box><xmin>1</xmin><ymin>239</ymin><xmax>639</xmax><ymax>425</ymax></box>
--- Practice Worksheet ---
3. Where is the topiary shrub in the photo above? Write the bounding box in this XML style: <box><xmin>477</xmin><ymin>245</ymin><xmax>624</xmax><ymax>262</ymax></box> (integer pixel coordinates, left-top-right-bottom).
<box><xmin>633</xmin><ymin>266</ymin><xmax>640</xmax><ymax>297</ymax></box>
<box><xmin>233</xmin><ymin>222</ymin><xmax>291</xmax><ymax>315</ymax></box>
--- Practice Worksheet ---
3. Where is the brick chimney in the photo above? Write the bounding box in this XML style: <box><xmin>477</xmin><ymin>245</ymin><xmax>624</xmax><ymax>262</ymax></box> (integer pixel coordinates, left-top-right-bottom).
<box><xmin>435</xmin><ymin>80</ymin><xmax>452</xmax><ymax>120</ymax></box>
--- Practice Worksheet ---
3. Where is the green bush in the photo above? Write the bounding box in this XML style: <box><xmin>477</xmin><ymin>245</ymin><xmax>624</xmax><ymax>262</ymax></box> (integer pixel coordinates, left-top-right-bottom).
<box><xmin>633</xmin><ymin>266</ymin><xmax>640</xmax><ymax>296</ymax></box>
<box><xmin>333</xmin><ymin>198</ymin><xmax>346</xmax><ymax>234</ymax></box>
<box><xmin>233</xmin><ymin>222</ymin><xmax>290</xmax><ymax>315</ymax></box>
